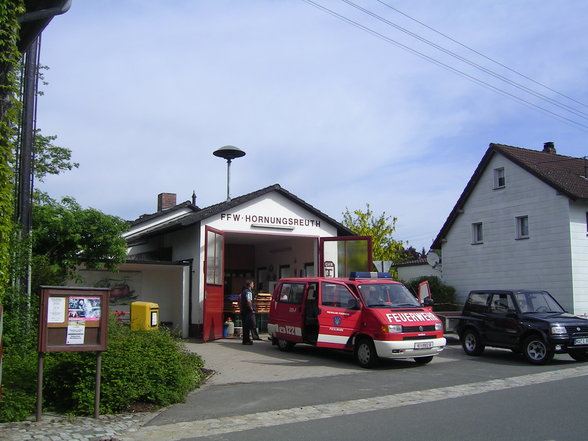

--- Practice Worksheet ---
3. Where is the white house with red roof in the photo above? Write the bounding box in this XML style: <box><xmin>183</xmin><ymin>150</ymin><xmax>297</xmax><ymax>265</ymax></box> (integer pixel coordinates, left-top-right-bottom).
<box><xmin>432</xmin><ymin>142</ymin><xmax>588</xmax><ymax>315</ymax></box>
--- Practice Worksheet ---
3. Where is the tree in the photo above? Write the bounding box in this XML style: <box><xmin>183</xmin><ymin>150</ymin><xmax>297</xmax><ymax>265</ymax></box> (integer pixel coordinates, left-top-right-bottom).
<box><xmin>3</xmin><ymin>194</ymin><xmax>129</xmax><ymax>349</ymax></box>
<box><xmin>33</xmin><ymin>131</ymin><xmax>79</xmax><ymax>182</ymax></box>
<box><xmin>342</xmin><ymin>204</ymin><xmax>406</xmax><ymax>274</ymax></box>
<box><xmin>400</xmin><ymin>246</ymin><xmax>426</xmax><ymax>261</ymax></box>
<box><xmin>0</xmin><ymin>0</ymin><xmax>24</xmax><ymax>303</ymax></box>
<box><xmin>32</xmin><ymin>195</ymin><xmax>128</xmax><ymax>288</ymax></box>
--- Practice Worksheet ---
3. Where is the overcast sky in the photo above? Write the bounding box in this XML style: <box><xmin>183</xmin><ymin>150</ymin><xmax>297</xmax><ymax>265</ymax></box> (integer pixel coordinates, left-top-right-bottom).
<box><xmin>36</xmin><ymin>0</ymin><xmax>588</xmax><ymax>251</ymax></box>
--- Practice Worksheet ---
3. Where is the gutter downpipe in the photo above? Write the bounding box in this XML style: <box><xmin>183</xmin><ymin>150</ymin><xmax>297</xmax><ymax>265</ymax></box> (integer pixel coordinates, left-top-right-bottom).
<box><xmin>16</xmin><ymin>0</ymin><xmax>72</xmax><ymax>322</ymax></box>
<box><xmin>178</xmin><ymin>259</ymin><xmax>194</xmax><ymax>338</ymax></box>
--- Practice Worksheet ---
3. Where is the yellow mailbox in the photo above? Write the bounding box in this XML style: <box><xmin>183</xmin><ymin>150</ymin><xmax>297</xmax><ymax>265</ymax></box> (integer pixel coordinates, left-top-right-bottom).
<box><xmin>131</xmin><ymin>301</ymin><xmax>159</xmax><ymax>331</ymax></box>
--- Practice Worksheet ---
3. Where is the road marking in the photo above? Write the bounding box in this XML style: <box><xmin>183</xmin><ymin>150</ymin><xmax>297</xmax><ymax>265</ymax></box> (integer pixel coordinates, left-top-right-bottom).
<box><xmin>121</xmin><ymin>365</ymin><xmax>588</xmax><ymax>441</ymax></box>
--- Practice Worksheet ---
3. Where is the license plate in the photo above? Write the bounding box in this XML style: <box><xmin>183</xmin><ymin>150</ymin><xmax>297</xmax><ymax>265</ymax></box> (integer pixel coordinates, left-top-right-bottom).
<box><xmin>573</xmin><ymin>337</ymin><xmax>588</xmax><ymax>345</ymax></box>
<box><xmin>415</xmin><ymin>341</ymin><xmax>433</xmax><ymax>350</ymax></box>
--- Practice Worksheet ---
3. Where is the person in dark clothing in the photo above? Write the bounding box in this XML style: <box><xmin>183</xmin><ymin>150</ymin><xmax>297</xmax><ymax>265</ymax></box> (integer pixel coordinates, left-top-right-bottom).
<box><xmin>249</xmin><ymin>284</ymin><xmax>261</xmax><ymax>341</ymax></box>
<box><xmin>240</xmin><ymin>280</ymin><xmax>256</xmax><ymax>345</ymax></box>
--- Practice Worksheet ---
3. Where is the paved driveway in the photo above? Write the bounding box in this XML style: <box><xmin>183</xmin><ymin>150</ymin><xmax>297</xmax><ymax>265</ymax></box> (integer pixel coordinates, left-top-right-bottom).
<box><xmin>186</xmin><ymin>334</ymin><xmax>368</xmax><ymax>385</ymax></box>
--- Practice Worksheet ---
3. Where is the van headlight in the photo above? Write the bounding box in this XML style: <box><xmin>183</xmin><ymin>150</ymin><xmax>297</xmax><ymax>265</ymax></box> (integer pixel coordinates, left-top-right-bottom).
<box><xmin>550</xmin><ymin>324</ymin><xmax>567</xmax><ymax>335</ymax></box>
<box><xmin>381</xmin><ymin>324</ymin><xmax>402</xmax><ymax>333</ymax></box>
<box><xmin>435</xmin><ymin>322</ymin><xmax>443</xmax><ymax>331</ymax></box>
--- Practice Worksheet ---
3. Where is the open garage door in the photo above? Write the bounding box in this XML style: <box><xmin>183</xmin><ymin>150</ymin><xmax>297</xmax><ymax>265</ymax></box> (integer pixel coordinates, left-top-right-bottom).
<box><xmin>319</xmin><ymin>236</ymin><xmax>372</xmax><ymax>277</ymax></box>
<box><xmin>203</xmin><ymin>227</ymin><xmax>224</xmax><ymax>341</ymax></box>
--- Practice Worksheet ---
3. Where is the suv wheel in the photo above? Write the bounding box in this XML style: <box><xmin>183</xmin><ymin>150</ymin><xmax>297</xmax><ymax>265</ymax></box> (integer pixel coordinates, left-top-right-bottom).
<box><xmin>355</xmin><ymin>337</ymin><xmax>378</xmax><ymax>368</ymax></box>
<box><xmin>569</xmin><ymin>349</ymin><xmax>588</xmax><ymax>362</ymax></box>
<box><xmin>522</xmin><ymin>335</ymin><xmax>554</xmax><ymax>365</ymax></box>
<box><xmin>462</xmin><ymin>329</ymin><xmax>485</xmax><ymax>356</ymax></box>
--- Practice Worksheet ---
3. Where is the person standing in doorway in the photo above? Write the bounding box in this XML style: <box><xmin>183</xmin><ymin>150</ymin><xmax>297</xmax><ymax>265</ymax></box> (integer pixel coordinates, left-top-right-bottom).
<box><xmin>240</xmin><ymin>280</ymin><xmax>256</xmax><ymax>345</ymax></box>
<box><xmin>251</xmin><ymin>284</ymin><xmax>261</xmax><ymax>341</ymax></box>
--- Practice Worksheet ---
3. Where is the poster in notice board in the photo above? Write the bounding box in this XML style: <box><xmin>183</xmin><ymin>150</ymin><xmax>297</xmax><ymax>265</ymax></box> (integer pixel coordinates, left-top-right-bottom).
<box><xmin>38</xmin><ymin>287</ymin><xmax>109</xmax><ymax>352</ymax></box>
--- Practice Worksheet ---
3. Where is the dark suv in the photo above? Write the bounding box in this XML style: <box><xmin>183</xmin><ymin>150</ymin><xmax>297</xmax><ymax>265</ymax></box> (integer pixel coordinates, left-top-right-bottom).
<box><xmin>456</xmin><ymin>290</ymin><xmax>588</xmax><ymax>365</ymax></box>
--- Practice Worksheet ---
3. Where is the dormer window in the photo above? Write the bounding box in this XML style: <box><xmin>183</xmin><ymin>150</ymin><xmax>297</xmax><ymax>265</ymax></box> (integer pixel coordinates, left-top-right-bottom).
<box><xmin>494</xmin><ymin>167</ymin><xmax>505</xmax><ymax>189</ymax></box>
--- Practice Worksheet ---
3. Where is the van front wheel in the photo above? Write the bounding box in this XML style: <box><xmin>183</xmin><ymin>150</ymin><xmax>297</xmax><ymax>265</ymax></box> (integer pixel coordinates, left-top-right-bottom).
<box><xmin>355</xmin><ymin>337</ymin><xmax>378</xmax><ymax>368</ymax></box>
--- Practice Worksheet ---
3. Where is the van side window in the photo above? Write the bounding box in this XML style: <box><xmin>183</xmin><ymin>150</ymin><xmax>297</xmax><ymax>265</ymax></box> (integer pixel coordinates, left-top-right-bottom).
<box><xmin>321</xmin><ymin>282</ymin><xmax>356</xmax><ymax>309</ymax></box>
<box><xmin>278</xmin><ymin>283</ymin><xmax>305</xmax><ymax>305</ymax></box>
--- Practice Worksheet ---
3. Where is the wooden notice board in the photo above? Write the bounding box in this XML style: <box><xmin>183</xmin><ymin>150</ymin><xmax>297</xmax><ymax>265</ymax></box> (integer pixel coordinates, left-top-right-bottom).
<box><xmin>38</xmin><ymin>287</ymin><xmax>109</xmax><ymax>352</ymax></box>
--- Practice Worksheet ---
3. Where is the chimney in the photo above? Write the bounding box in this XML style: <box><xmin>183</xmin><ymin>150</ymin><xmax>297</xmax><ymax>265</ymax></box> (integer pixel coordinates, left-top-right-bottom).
<box><xmin>543</xmin><ymin>142</ymin><xmax>556</xmax><ymax>154</ymax></box>
<box><xmin>157</xmin><ymin>193</ymin><xmax>176</xmax><ymax>211</ymax></box>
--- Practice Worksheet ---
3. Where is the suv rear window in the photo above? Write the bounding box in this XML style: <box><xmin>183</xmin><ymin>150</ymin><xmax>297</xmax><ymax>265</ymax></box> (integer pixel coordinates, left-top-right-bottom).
<box><xmin>466</xmin><ymin>293</ymin><xmax>489</xmax><ymax>313</ymax></box>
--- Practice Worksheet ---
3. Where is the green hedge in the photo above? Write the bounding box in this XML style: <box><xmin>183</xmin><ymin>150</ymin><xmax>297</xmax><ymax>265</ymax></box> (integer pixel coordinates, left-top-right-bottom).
<box><xmin>0</xmin><ymin>315</ymin><xmax>206</xmax><ymax>421</ymax></box>
<box><xmin>403</xmin><ymin>276</ymin><xmax>458</xmax><ymax>311</ymax></box>
<box><xmin>0</xmin><ymin>350</ymin><xmax>38</xmax><ymax>422</ymax></box>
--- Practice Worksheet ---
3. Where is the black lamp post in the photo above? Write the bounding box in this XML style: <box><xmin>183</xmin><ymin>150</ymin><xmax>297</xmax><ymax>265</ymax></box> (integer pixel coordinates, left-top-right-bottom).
<box><xmin>213</xmin><ymin>145</ymin><xmax>246</xmax><ymax>200</ymax></box>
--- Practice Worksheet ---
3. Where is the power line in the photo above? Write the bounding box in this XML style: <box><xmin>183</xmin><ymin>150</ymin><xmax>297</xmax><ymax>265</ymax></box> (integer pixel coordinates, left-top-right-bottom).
<box><xmin>375</xmin><ymin>0</ymin><xmax>588</xmax><ymax>111</ymax></box>
<box><xmin>341</xmin><ymin>0</ymin><xmax>588</xmax><ymax>121</ymax></box>
<box><xmin>301</xmin><ymin>0</ymin><xmax>588</xmax><ymax>132</ymax></box>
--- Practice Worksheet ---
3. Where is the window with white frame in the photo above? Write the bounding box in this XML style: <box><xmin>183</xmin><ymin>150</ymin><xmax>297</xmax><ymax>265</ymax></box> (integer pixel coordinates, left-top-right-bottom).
<box><xmin>472</xmin><ymin>222</ymin><xmax>483</xmax><ymax>244</ymax></box>
<box><xmin>516</xmin><ymin>215</ymin><xmax>529</xmax><ymax>239</ymax></box>
<box><xmin>494</xmin><ymin>167</ymin><xmax>505</xmax><ymax>188</ymax></box>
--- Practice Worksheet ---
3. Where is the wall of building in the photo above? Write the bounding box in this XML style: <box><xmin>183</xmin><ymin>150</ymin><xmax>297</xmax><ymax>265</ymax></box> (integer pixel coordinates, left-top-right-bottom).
<box><xmin>441</xmin><ymin>153</ymin><xmax>575</xmax><ymax>310</ymax></box>
<box><xmin>193</xmin><ymin>191</ymin><xmax>338</xmax><ymax>329</ymax></box>
<box><xmin>204</xmin><ymin>193</ymin><xmax>337</xmax><ymax>237</ymax></box>
<box><xmin>169</xmin><ymin>226</ymin><xmax>199</xmax><ymax>262</ymax></box>
<box><xmin>134</xmin><ymin>264</ymin><xmax>187</xmax><ymax>333</ymax></box>
<box><xmin>397</xmin><ymin>263</ymin><xmax>442</xmax><ymax>283</ymax></box>
<box><xmin>570</xmin><ymin>200</ymin><xmax>588</xmax><ymax>315</ymax></box>
<box><xmin>69</xmin><ymin>263</ymin><xmax>188</xmax><ymax>335</ymax></box>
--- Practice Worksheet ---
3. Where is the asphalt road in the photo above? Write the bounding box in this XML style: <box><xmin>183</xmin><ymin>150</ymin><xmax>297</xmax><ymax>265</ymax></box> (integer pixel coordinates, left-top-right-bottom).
<box><xmin>198</xmin><ymin>376</ymin><xmax>587</xmax><ymax>441</ymax></box>
<box><xmin>122</xmin><ymin>337</ymin><xmax>588</xmax><ymax>441</ymax></box>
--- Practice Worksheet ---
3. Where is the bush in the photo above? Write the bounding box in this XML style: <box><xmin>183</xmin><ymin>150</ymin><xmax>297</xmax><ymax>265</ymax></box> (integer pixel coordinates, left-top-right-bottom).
<box><xmin>43</xmin><ymin>315</ymin><xmax>206</xmax><ymax>415</ymax></box>
<box><xmin>0</xmin><ymin>314</ymin><xmax>206</xmax><ymax>421</ymax></box>
<box><xmin>403</xmin><ymin>276</ymin><xmax>458</xmax><ymax>311</ymax></box>
<box><xmin>0</xmin><ymin>350</ymin><xmax>38</xmax><ymax>422</ymax></box>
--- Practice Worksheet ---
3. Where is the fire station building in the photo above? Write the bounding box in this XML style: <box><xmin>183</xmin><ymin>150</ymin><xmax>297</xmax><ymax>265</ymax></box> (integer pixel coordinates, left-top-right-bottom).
<box><xmin>78</xmin><ymin>184</ymin><xmax>371</xmax><ymax>340</ymax></box>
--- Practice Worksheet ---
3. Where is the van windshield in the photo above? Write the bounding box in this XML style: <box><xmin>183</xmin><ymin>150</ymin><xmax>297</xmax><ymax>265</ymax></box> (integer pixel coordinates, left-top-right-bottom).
<box><xmin>358</xmin><ymin>283</ymin><xmax>420</xmax><ymax>308</ymax></box>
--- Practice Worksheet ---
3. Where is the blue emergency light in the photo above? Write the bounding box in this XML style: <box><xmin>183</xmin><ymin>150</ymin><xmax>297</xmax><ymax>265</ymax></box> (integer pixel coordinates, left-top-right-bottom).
<box><xmin>349</xmin><ymin>272</ymin><xmax>392</xmax><ymax>280</ymax></box>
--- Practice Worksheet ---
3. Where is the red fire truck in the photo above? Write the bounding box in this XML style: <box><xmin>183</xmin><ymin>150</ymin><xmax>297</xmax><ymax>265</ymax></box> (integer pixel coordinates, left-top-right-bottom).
<box><xmin>268</xmin><ymin>273</ymin><xmax>446</xmax><ymax>368</ymax></box>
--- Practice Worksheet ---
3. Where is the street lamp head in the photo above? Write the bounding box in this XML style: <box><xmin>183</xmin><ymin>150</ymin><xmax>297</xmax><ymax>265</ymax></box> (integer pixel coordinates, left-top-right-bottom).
<box><xmin>213</xmin><ymin>145</ymin><xmax>246</xmax><ymax>161</ymax></box>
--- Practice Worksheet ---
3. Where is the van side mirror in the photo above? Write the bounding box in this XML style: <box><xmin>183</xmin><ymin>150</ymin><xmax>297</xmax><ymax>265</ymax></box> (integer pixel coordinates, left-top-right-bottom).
<box><xmin>423</xmin><ymin>297</ymin><xmax>434</xmax><ymax>307</ymax></box>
